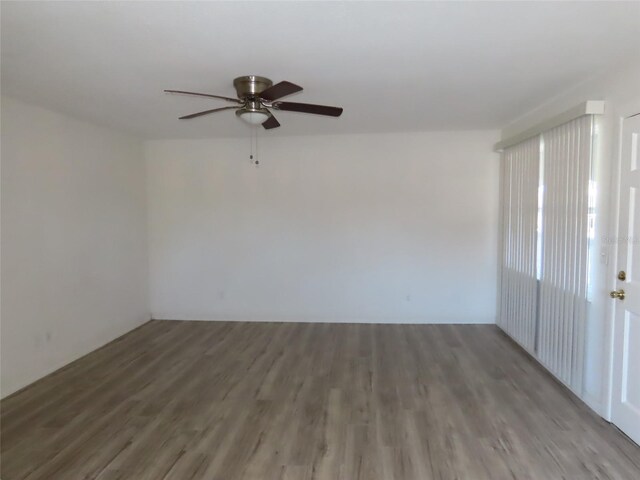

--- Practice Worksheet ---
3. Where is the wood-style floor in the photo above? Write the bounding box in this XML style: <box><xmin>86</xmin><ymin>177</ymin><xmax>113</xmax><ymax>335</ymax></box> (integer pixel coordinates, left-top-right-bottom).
<box><xmin>1</xmin><ymin>321</ymin><xmax>639</xmax><ymax>480</ymax></box>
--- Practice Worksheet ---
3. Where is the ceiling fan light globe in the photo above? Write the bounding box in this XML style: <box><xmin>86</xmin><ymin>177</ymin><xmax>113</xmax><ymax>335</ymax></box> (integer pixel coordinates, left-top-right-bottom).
<box><xmin>238</xmin><ymin>110</ymin><xmax>270</xmax><ymax>126</ymax></box>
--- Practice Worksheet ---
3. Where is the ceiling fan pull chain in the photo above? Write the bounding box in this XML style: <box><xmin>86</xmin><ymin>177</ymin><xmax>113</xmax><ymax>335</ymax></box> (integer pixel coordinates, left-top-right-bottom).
<box><xmin>248</xmin><ymin>127</ymin><xmax>260</xmax><ymax>167</ymax></box>
<box><xmin>253</xmin><ymin>127</ymin><xmax>260</xmax><ymax>167</ymax></box>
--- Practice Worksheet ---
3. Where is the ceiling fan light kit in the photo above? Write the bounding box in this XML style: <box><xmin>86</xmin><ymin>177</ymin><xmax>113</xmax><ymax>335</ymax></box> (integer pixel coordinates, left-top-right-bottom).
<box><xmin>236</xmin><ymin>110</ymin><xmax>270</xmax><ymax>125</ymax></box>
<box><xmin>165</xmin><ymin>75</ymin><xmax>343</xmax><ymax>130</ymax></box>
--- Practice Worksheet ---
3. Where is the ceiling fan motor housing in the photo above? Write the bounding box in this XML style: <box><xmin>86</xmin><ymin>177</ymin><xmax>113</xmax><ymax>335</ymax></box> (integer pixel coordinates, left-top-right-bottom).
<box><xmin>233</xmin><ymin>76</ymin><xmax>273</xmax><ymax>100</ymax></box>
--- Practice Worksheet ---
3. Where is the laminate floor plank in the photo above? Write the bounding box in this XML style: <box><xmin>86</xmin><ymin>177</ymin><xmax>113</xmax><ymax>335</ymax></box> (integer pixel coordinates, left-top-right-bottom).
<box><xmin>2</xmin><ymin>320</ymin><xmax>639</xmax><ymax>479</ymax></box>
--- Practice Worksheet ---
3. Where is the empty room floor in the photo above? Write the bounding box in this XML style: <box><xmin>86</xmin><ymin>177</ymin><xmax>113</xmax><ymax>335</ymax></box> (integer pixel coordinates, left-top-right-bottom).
<box><xmin>1</xmin><ymin>321</ymin><xmax>639</xmax><ymax>480</ymax></box>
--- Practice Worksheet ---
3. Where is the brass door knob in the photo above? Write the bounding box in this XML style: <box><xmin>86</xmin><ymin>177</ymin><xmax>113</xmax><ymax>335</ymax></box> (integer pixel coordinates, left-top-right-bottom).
<box><xmin>610</xmin><ymin>289</ymin><xmax>626</xmax><ymax>300</ymax></box>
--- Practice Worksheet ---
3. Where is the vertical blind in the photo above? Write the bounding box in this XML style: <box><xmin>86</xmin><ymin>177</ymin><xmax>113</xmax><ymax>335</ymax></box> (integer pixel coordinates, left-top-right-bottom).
<box><xmin>498</xmin><ymin>136</ymin><xmax>540</xmax><ymax>352</ymax></box>
<box><xmin>498</xmin><ymin>115</ymin><xmax>594</xmax><ymax>393</ymax></box>
<box><xmin>537</xmin><ymin>115</ymin><xmax>593</xmax><ymax>391</ymax></box>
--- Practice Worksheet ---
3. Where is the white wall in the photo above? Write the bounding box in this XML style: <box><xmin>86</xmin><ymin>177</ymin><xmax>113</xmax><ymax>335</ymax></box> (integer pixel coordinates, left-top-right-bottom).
<box><xmin>0</xmin><ymin>96</ymin><xmax>149</xmax><ymax>397</ymax></box>
<box><xmin>147</xmin><ymin>131</ymin><xmax>499</xmax><ymax>324</ymax></box>
<box><xmin>500</xmin><ymin>64</ymin><xmax>640</xmax><ymax>417</ymax></box>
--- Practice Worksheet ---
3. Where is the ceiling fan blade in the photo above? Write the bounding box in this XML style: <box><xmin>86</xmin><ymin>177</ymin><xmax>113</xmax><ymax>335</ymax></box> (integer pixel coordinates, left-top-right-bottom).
<box><xmin>259</xmin><ymin>81</ymin><xmax>303</xmax><ymax>101</ymax></box>
<box><xmin>262</xmin><ymin>112</ymin><xmax>281</xmax><ymax>130</ymax></box>
<box><xmin>273</xmin><ymin>101</ymin><xmax>343</xmax><ymax>117</ymax></box>
<box><xmin>165</xmin><ymin>89</ymin><xmax>241</xmax><ymax>103</ymax></box>
<box><xmin>179</xmin><ymin>106</ymin><xmax>239</xmax><ymax>120</ymax></box>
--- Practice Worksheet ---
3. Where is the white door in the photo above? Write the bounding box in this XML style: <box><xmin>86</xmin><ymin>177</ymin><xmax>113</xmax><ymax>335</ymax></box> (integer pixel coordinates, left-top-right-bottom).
<box><xmin>611</xmin><ymin>113</ymin><xmax>640</xmax><ymax>445</ymax></box>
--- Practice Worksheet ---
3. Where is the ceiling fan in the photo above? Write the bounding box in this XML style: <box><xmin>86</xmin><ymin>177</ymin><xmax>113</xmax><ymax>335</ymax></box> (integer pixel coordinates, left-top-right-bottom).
<box><xmin>165</xmin><ymin>76</ymin><xmax>343</xmax><ymax>130</ymax></box>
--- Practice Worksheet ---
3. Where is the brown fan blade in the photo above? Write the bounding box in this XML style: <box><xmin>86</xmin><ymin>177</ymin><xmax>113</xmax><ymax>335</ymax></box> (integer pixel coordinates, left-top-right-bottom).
<box><xmin>262</xmin><ymin>113</ymin><xmax>280</xmax><ymax>130</ymax></box>
<box><xmin>272</xmin><ymin>101</ymin><xmax>343</xmax><ymax>117</ymax></box>
<box><xmin>259</xmin><ymin>81</ymin><xmax>303</xmax><ymax>101</ymax></box>
<box><xmin>179</xmin><ymin>106</ymin><xmax>239</xmax><ymax>120</ymax></box>
<box><xmin>165</xmin><ymin>89</ymin><xmax>241</xmax><ymax>103</ymax></box>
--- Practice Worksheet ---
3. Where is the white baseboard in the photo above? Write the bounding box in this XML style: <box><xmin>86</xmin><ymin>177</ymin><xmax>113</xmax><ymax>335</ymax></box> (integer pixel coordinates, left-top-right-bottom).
<box><xmin>583</xmin><ymin>391</ymin><xmax>605</xmax><ymax>418</ymax></box>
<box><xmin>151</xmin><ymin>313</ymin><xmax>496</xmax><ymax>325</ymax></box>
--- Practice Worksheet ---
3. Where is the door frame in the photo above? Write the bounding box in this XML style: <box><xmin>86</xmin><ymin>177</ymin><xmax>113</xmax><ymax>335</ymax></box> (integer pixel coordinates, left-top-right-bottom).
<box><xmin>603</xmin><ymin>102</ymin><xmax>640</xmax><ymax>422</ymax></box>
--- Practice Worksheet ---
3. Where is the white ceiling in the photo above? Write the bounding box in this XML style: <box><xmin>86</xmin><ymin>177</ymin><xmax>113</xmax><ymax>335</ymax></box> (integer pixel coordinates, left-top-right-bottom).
<box><xmin>2</xmin><ymin>1</ymin><xmax>639</xmax><ymax>138</ymax></box>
